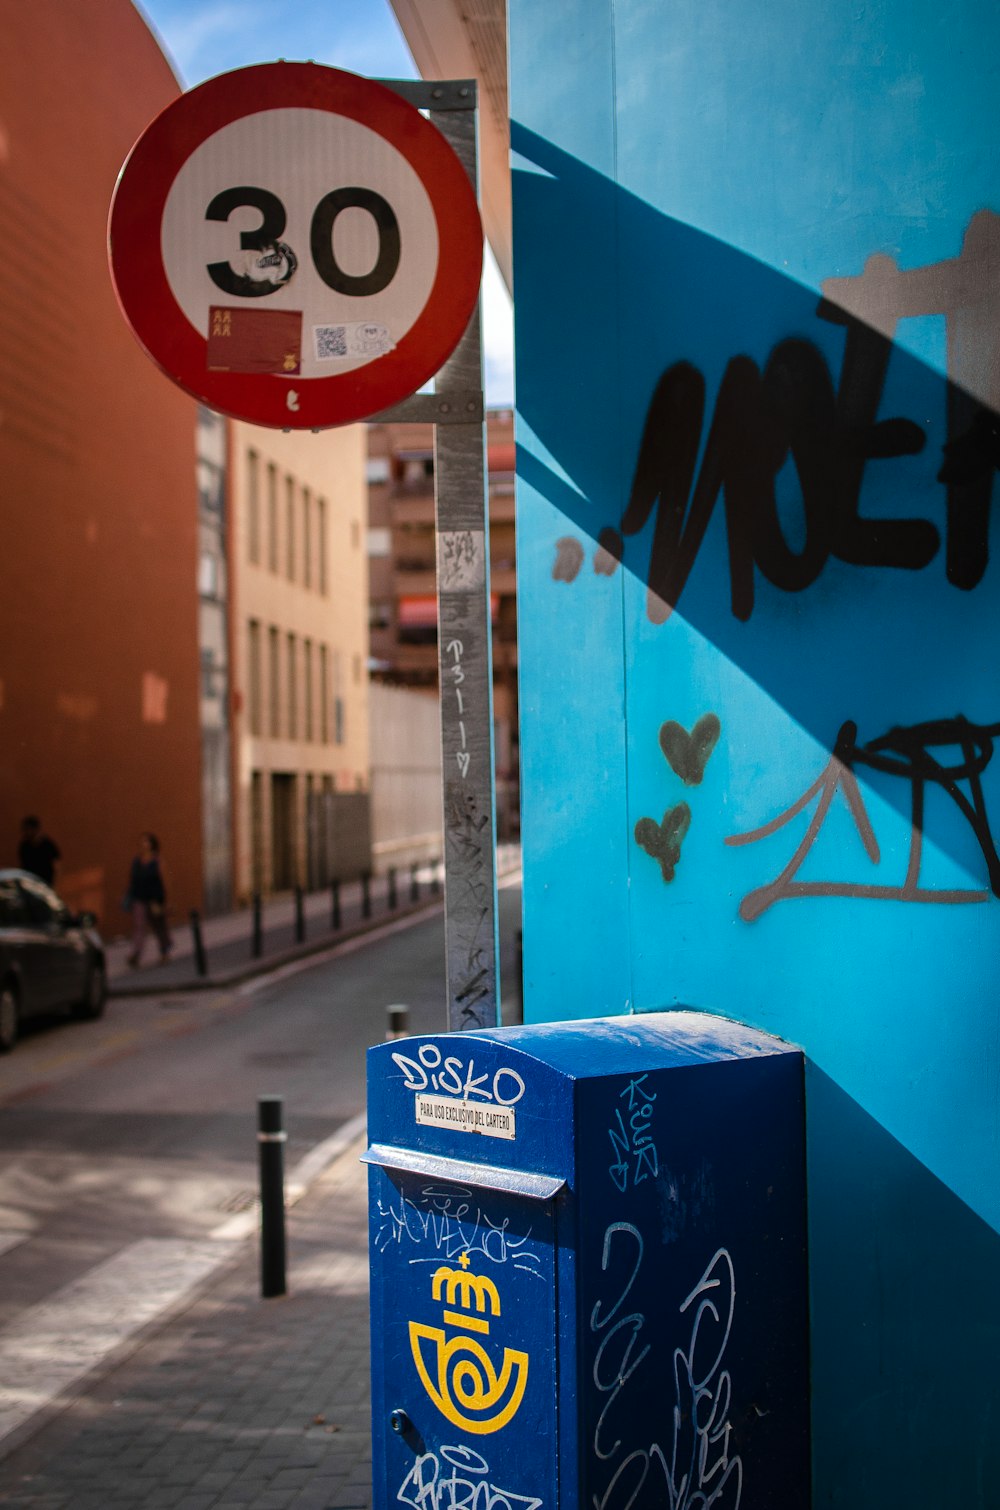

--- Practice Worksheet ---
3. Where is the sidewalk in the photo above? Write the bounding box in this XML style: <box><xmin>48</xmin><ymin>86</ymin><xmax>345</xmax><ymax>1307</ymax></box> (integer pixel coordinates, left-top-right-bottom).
<box><xmin>1</xmin><ymin>1134</ymin><xmax>375</xmax><ymax>1510</ymax></box>
<box><xmin>108</xmin><ymin>844</ymin><xmax>520</xmax><ymax>995</ymax></box>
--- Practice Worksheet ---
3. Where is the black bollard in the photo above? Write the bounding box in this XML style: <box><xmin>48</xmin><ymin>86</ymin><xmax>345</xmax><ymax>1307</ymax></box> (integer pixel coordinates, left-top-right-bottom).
<box><xmin>386</xmin><ymin>1004</ymin><xmax>409</xmax><ymax>1040</ymax></box>
<box><xmin>388</xmin><ymin>867</ymin><xmax>398</xmax><ymax>910</ymax></box>
<box><xmin>190</xmin><ymin>909</ymin><xmax>208</xmax><ymax>977</ymax></box>
<box><xmin>431</xmin><ymin>857</ymin><xmax>442</xmax><ymax>895</ymax></box>
<box><xmin>294</xmin><ymin>885</ymin><xmax>305</xmax><ymax>943</ymax></box>
<box><xmin>331</xmin><ymin>879</ymin><xmax>341</xmax><ymax>931</ymax></box>
<box><xmin>410</xmin><ymin>862</ymin><xmax>419</xmax><ymax>903</ymax></box>
<box><xmin>252</xmin><ymin>892</ymin><xmax>262</xmax><ymax>958</ymax></box>
<box><xmin>258</xmin><ymin>1095</ymin><xmax>287</xmax><ymax>1298</ymax></box>
<box><xmin>362</xmin><ymin>872</ymin><xmax>372</xmax><ymax>919</ymax></box>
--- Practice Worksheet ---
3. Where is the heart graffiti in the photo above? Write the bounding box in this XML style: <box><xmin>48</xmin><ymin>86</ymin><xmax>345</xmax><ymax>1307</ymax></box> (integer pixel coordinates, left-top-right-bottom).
<box><xmin>634</xmin><ymin>803</ymin><xmax>692</xmax><ymax>883</ymax></box>
<box><xmin>659</xmin><ymin>713</ymin><xmax>721</xmax><ymax>786</ymax></box>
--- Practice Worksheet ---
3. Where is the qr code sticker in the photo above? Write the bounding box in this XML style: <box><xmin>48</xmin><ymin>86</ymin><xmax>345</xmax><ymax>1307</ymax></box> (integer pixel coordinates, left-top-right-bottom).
<box><xmin>314</xmin><ymin>325</ymin><xmax>348</xmax><ymax>360</ymax></box>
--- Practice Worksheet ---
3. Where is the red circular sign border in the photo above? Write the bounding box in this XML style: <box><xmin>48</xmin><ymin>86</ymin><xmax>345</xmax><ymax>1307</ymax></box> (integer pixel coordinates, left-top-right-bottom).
<box><xmin>109</xmin><ymin>63</ymin><xmax>483</xmax><ymax>429</ymax></box>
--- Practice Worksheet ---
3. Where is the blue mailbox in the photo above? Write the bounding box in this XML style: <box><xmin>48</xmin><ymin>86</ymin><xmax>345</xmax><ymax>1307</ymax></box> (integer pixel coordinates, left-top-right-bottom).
<box><xmin>364</xmin><ymin>1011</ymin><xmax>809</xmax><ymax>1509</ymax></box>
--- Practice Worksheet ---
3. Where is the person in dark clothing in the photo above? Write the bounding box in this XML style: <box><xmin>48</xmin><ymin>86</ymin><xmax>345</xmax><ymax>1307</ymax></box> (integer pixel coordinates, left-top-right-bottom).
<box><xmin>18</xmin><ymin>816</ymin><xmax>61</xmax><ymax>887</ymax></box>
<box><xmin>125</xmin><ymin>832</ymin><xmax>172</xmax><ymax>967</ymax></box>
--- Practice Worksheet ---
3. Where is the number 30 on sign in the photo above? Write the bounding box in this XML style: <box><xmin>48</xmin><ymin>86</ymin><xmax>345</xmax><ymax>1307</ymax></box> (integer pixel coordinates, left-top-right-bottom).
<box><xmin>109</xmin><ymin>62</ymin><xmax>483</xmax><ymax>429</ymax></box>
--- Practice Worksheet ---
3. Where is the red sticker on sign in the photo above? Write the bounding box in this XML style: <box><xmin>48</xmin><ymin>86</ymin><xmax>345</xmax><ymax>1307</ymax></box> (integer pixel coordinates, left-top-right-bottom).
<box><xmin>207</xmin><ymin>306</ymin><xmax>301</xmax><ymax>375</ymax></box>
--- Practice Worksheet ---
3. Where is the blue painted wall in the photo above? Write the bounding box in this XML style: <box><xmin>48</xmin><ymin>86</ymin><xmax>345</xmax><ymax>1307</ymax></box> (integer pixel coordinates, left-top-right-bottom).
<box><xmin>508</xmin><ymin>0</ymin><xmax>1000</xmax><ymax>1502</ymax></box>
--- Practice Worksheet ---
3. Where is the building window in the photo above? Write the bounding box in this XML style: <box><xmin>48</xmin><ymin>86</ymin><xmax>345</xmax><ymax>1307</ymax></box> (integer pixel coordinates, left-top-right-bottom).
<box><xmin>304</xmin><ymin>639</ymin><xmax>313</xmax><ymax>742</ymax></box>
<box><xmin>248</xmin><ymin>620</ymin><xmax>262</xmax><ymax>735</ymax></box>
<box><xmin>285</xmin><ymin>474</ymin><xmax>295</xmax><ymax>580</ymax></box>
<box><xmin>197</xmin><ymin>459</ymin><xmax>224</xmax><ymax>517</ymax></box>
<box><xmin>247</xmin><ymin>450</ymin><xmax>260</xmax><ymax>563</ymax></box>
<box><xmin>334</xmin><ymin>695</ymin><xmax>345</xmax><ymax>745</ymax></box>
<box><xmin>400</xmin><ymin>454</ymin><xmax>434</xmax><ymax>489</ymax></box>
<box><xmin>367</xmin><ymin>527</ymin><xmax>391</xmax><ymax>558</ymax></box>
<box><xmin>366</xmin><ymin>456</ymin><xmax>390</xmax><ymax>484</ymax></box>
<box><xmin>267</xmin><ymin>463</ymin><xmax>278</xmax><ymax>572</ymax></box>
<box><xmin>320</xmin><ymin>644</ymin><xmax>330</xmax><ymax>744</ymax></box>
<box><xmin>287</xmin><ymin>633</ymin><xmax>297</xmax><ymax>739</ymax></box>
<box><xmin>198</xmin><ymin>551</ymin><xmax>218</xmax><ymax>599</ymax></box>
<box><xmin>268</xmin><ymin>626</ymin><xmax>280</xmax><ymax>737</ymax></box>
<box><xmin>303</xmin><ymin>487</ymin><xmax>313</xmax><ymax>589</ymax></box>
<box><xmin>318</xmin><ymin>497</ymin><xmax>327</xmax><ymax>594</ymax></box>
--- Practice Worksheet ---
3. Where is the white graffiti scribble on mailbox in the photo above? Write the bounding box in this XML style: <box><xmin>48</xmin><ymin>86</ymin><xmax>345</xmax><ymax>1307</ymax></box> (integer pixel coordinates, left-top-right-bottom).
<box><xmin>589</xmin><ymin>1227</ymin><xmax>743</xmax><ymax>1509</ymax></box>
<box><xmin>607</xmin><ymin>1075</ymin><xmax>660</xmax><ymax>1192</ymax></box>
<box><xmin>374</xmin><ymin>1182</ymin><xmax>544</xmax><ymax>1279</ymax></box>
<box><xmin>393</xmin><ymin>1043</ymin><xmax>527</xmax><ymax>1106</ymax></box>
<box><xmin>397</xmin><ymin>1443</ymin><xmax>544</xmax><ymax>1509</ymax></box>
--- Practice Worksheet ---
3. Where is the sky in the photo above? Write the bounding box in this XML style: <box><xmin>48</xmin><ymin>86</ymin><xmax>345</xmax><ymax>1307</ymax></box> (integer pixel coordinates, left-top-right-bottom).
<box><xmin>133</xmin><ymin>0</ymin><xmax>515</xmax><ymax>406</ymax></box>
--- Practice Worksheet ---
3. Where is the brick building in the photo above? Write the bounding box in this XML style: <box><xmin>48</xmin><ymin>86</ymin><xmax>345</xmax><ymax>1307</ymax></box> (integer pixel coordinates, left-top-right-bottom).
<box><xmin>0</xmin><ymin>0</ymin><xmax>204</xmax><ymax>923</ymax></box>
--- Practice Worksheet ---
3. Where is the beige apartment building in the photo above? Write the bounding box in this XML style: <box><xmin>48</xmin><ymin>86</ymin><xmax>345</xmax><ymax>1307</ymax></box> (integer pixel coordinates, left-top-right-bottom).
<box><xmin>230</xmin><ymin>422</ymin><xmax>370</xmax><ymax>902</ymax></box>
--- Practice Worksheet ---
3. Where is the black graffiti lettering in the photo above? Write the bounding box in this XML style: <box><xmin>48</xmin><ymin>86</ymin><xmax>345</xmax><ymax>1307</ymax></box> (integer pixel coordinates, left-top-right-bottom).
<box><xmin>727</xmin><ymin>714</ymin><xmax>1000</xmax><ymax>920</ymax></box>
<box><xmin>821</xmin><ymin>216</ymin><xmax>1000</xmax><ymax>590</ymax></box>
<box><xmin>608</xmin><ymin>326</ymin><xmax>932</xmax><ymax>623</ymax></box>
<box><xmin>817</xmin><ymin>304</ymin><xmax>937</xmax><ymax>567</ymax></box>
<box><xmin>939</xmin><ymin>404</ymin><xmax>1000</xmax><ymax>588</ymax></box>
<box><xmin>594</xmin><ymin>218</ymin><xmax>1000</xmax><ymax>622</ymax></box>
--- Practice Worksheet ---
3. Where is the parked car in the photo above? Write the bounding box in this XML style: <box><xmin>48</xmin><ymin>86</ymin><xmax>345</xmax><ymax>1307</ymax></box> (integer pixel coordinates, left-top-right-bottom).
<box><xmin>0</xmin><ymin>869</ymin><xmax>107</xmax><ymax>1052</ymax></box>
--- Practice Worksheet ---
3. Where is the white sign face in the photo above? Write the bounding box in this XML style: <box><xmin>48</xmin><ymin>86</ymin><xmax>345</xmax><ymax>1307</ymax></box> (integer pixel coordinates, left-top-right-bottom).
<box><xmin>161</xmin><ymin>107</ymin><xmax>439</xmax><ymax>381</ymax></box>
<box><xmin>415</xmin><ymin>1094</ymin><xmax>517</xmax><ymax>1140</ymax></box>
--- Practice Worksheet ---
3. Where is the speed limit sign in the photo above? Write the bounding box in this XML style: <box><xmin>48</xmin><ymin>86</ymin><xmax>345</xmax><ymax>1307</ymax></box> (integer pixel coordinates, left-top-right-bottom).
<box><xmin>109</xmin><ymin>63</ymin><xmax>483</xmax><ymax>428</ymax></box>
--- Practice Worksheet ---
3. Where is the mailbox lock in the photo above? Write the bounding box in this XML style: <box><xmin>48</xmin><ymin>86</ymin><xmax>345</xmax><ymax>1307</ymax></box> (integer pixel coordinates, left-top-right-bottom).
<box><xmin>389</xmin><ymin>1408</ymin><xmax>411</xmax><ymax>1436</ymax></box>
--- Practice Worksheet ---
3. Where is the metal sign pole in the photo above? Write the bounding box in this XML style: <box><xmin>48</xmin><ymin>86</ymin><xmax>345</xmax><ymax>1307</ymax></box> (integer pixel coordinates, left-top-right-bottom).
<box><xmin>373</xmin><ymin>82</ymin><xmax>500</xmax><ymax>1031</ymax></box>
<box><xmin>430</xmin><ymin>91</ymin><xmax>500</xmax><ymax>1032</ymax></box>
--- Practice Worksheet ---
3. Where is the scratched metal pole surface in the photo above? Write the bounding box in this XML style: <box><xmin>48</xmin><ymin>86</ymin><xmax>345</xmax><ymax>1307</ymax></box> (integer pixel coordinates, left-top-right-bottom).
<box><xmin>431</xmin><ymin>91</ymin><xmax>501</xmax><ymax>1032</ymax></box>
<box><xmin>372</xmin><ymin>83</ymin><xmax>500</xmax><ymax>1030</ymax></box>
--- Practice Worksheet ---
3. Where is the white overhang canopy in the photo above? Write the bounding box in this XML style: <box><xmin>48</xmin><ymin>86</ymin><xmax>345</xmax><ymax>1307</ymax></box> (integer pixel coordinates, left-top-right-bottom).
<box><xmin>388</xmin><ymin>0</ymin><xmax>512</xmax><ymax>293</ymax></box>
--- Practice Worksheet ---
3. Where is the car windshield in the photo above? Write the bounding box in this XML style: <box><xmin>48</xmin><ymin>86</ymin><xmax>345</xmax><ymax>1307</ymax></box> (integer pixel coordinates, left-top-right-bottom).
<box><xmin>17</xmin><ymin>875</ymin><xmax>65</xmax><ymax>927</ymax></box>
<box><xmin>0</xmin><ymin>877</ymin><xmax>28</xmax><ymax>927</ymax></box>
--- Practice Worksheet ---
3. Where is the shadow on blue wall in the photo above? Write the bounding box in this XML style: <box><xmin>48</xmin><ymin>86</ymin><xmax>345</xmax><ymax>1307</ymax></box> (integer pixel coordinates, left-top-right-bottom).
<box><xmin>807</xmin><ymin>1063</ymin><xmax>1000</xmax><ymax>1504</ymax></box>
<box><xmin>512</xmin><ymin>122</ymin><xmax>1000</xmax><ymax>897</ymax></box>
<box><xmin>512</xmin><ymin>119</ymin><xmax>1000</xmax><ymax>1506</ymax></box>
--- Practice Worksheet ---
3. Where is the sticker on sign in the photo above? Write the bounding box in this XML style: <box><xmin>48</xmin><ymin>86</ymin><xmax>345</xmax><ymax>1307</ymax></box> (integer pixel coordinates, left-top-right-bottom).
<box><xmin>314</xmin><ymin>321</ymin><xmax>395</xmax><ymax>361</ymax></box>
<box><xmin>109</xmin><ymin>63</ymin><xmax>482</xmax><ymax>429</ymax></box>
<box><xmin>415</xmin><ymin>1094</ymin><xmax>516</xmax><ymax>1140</ymax></box>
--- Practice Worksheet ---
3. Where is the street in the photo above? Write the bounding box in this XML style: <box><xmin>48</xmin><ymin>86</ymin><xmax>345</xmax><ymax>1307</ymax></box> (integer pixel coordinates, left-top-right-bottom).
<box><xmin>0</xmin><ymin>878</ymin><xmax>523</xmax><ymax>1471</ymax></box>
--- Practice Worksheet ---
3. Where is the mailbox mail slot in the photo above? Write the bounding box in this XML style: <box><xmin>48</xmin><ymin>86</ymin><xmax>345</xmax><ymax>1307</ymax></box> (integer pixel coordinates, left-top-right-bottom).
<box><xmin>366</xmin><ymin>1010</ymin><xmax>810</xmax><ymax>1509</ymax></box>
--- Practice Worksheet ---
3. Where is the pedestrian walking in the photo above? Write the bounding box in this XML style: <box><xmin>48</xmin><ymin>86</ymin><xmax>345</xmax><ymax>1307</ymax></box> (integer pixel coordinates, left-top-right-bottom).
<box><xmin>124</xmin><ymin>832</ymin><xmax>172</xmax><ymax>967</ymax></box>
<box><xmin>17</xmin><ymin>815</ymin><xmax>61</xmax><ymax>887</ymax></box>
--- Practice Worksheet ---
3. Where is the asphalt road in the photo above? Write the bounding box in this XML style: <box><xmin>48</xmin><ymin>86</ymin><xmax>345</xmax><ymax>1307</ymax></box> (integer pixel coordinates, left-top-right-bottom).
<box><xmin>0</xmin><ymin>878</ymin><xmax>523</xmax><ymax>1337</ymax></box>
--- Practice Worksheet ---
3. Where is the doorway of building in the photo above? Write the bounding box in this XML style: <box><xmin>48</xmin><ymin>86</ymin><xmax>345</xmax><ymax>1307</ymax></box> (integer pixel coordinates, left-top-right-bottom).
<box><xmin>251</xmin><ymin>772</ymin><xmax>265</xmax><ymax>894</ymax></box>
<box><xmin>270</xmin><ymin>773</ymin><xmax>296</xmax><ymax>892</ymax></box>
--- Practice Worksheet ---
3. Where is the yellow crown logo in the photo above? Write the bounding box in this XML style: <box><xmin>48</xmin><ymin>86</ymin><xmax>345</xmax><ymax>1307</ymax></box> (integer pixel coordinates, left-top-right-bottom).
<box><xmin>408</xmin><ymin>1258</ymin><xmax>529</xmax><ymax>1434</ymax></box>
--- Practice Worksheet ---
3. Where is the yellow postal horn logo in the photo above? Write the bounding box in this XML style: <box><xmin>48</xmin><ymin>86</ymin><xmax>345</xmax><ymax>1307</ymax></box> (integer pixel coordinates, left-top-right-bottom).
<box><xmin>408</xmin><ymin>1260</ymin><xmax>529</xmax><ymax>1434</ymax></box>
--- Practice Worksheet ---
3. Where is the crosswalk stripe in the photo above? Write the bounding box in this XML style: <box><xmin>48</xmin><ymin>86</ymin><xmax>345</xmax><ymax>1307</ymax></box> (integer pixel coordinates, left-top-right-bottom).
<box><xmin>0</xmin><ymin>1232</ymin><xmax>30</xmax><ymax>1260</ymax></box>
<box><xmin>0</xmin><ymin>1237</ymin><xmax>230</xmax><ymax>1444</ymax></box>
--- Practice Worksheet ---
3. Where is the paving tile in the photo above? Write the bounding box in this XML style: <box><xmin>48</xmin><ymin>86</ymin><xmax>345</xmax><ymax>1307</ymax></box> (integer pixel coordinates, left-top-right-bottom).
<box><xmin>0</xmin><ymin>1145</ymin><xmax>375</xmax><ymax>1510</ymax></box>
